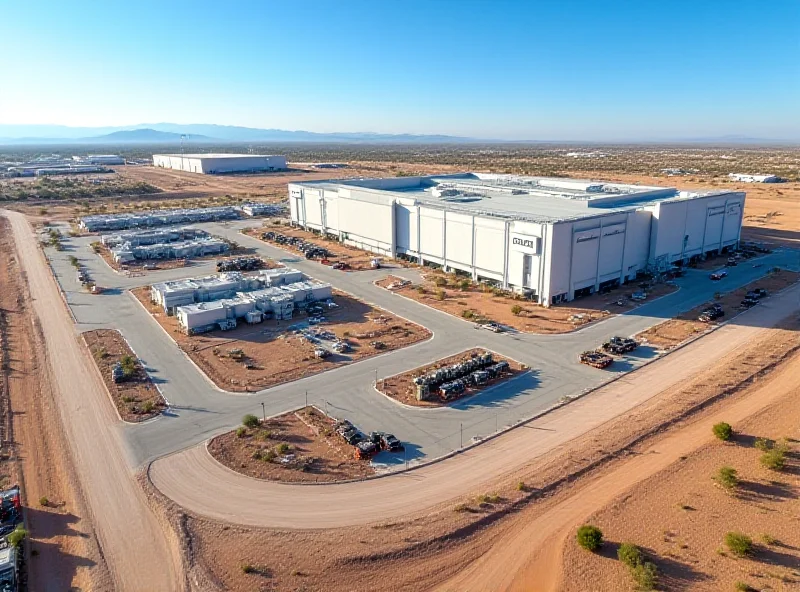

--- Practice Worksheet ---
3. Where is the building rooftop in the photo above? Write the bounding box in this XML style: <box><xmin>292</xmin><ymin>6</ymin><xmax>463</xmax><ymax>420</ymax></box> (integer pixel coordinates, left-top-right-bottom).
<box><xmin>154</xmin><ymin>153</ymin><xmax>281</xmax><ymax>159</ymax></box>
<box><xmin>295</xmin><ymin>173</ymin><xmax>735</xmax><ymax>223</ymax></box>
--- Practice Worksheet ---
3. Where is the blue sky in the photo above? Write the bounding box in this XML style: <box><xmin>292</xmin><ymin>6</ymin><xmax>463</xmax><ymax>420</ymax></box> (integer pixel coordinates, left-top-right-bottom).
<box><xmin>1</xmin><ymin>0</ymin><xmax>798</xmax><ymax>140</ymax></box>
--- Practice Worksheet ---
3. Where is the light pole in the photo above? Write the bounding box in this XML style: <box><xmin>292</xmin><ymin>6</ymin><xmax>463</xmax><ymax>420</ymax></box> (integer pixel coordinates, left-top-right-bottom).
<box><xmin>374</xmin><ymin>367</ymin><xmax>378</xmax><ymax>385</ymax></box>
<box><xmin>305</xmin><ymin>390</ymin><xmax>308</xmax><ymax>408</ymax></box>
<box><xmin>460</xmin><ymin>423</ymin><xmax>463</xmax><ymax>449</ymax></box>
<box><xmin>261</xmin><ymin>401</ymin><xmax>265</xmax><ymax>423</ymax></box>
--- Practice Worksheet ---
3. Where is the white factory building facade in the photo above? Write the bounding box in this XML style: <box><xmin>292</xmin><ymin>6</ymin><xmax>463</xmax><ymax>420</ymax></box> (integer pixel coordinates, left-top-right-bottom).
<box><xmin>152</xmin><ymin>153</ymin><xmax>287</xmax><ymax>175</ymax></box>
<box><xmin>288</xmin><ymin>174</ymin><xmax>746</xmax><ymax>306</ymax></box>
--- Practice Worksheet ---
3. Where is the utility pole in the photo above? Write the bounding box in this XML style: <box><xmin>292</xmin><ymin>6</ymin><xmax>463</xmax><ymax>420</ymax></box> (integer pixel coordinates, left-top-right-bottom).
<box><xmin>305</xmin><ymin>390</ymin><xmax>308</xmax><ymax>408</ymax></box>
<box><xmin>374</xmin><ymin>367</ymin><xmax>378</xmax><ymax>385</ymax></box>
<box><xmin>261</xmin><ymin>401</ymin><xmax>265</xmax><ymax>423</ymax></box>
<box><xmin>460</xmin><ymin>423</ymin><xmax>463</xmax><ymax>449</ymax></box>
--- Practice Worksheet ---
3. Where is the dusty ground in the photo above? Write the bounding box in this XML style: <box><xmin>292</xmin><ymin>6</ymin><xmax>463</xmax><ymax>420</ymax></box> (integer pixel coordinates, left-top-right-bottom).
<box><xmin>0</xmin><ymin>217</ymin><xmax>109</xmax><ymax>589</ymax></box>
<box><xmin>377</xmin><ymin>270</ymin><xmax>676</xmax><ymax>334</ymax></box>
<box><xmin>82</xmin><ymin>329</ymin><xmax>166</xmax><ymax>422</ymax></box>
<box><xmin>378</xmin><ymin>348</ymin><xmax>526</xmax><ymax>407</ymax></box>
<box><xmin>637</xmin><ymin>269</ymin><xmax>799</xmax><ymax>349</ymax></box>
<box><xmin>132</xmin><ymin>287</ymin><xmax>431</xmax><ymax>392</ymax></box>
<box><xmin>152</xmin><ymin>300</ymin><xmax>800</xmax><ymax>592</ymax></box>
<box><xmin>561</xmin><ymin>355</ymin><xmax>800</xmax><ymax>592</ymax></box>
<box><xmin>208</xmin><ymin>406</ymin><xmax>376</xmax><ymax>483</ymax></box>
<box><xmin>245</xmin><ymin>223</ymin><xmax>409</xmax><ymax>271</ymax></box>
<box><xmin>576</xmin><ymin>171</ymin><xmax>800</xmax><ymax>248</ymax></box>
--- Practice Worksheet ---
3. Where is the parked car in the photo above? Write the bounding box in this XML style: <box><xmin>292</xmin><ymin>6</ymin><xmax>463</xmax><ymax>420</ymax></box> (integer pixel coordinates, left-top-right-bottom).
<box><xmin>709</xmin><ymin>270</ymin><xmax>728</xmax><ymax>280</ymax></box>
<box><xmin>381</xmin><ymin>434</ymin><xmax>404</xmax><ymax>452</ymax></box>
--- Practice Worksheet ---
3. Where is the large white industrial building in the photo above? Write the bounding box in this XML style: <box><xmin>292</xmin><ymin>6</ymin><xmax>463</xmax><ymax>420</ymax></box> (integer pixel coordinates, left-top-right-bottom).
<box><xmin>289</xmin><ymin>173</ymin><xmax>746</xmax><ymax>306</ymax></box>
<box><xmin>152</xmin><ymin>153</ymin><xmax>287</xmax><ymax>175</ymax></box>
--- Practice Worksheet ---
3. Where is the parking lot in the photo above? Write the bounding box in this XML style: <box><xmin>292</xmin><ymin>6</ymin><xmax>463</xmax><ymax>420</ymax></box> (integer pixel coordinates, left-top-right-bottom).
<box><xmin>38</xmin><ymin>218</ymin><xmax>800</xmax><ymax>471</ymax></box>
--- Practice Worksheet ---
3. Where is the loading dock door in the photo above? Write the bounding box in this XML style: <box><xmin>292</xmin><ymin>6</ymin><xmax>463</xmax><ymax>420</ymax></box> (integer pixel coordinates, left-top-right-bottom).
<box><xmin>523</xmin><ymin>255</ymin><xmax>532</xmax><ymax>287</ymax></box>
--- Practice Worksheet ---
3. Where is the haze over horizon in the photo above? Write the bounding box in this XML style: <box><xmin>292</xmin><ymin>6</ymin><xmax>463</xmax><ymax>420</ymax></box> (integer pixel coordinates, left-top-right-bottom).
<box><xmin>2</xmin><ymin>0</ymin><xmax>799</xmax><ymax>142</ymax></box>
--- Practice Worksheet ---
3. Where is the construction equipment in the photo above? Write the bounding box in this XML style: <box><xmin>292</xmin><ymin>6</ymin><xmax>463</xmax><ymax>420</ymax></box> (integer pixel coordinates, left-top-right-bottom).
<box><xmin>601</xmin><ymin>336</ymin><xmax>638</xmax><ymax>355</ymax></box>
<box><xmin>579</xmin><ymin>351</ymin><xmax>614</xmax><ymax>369</ymax></box>
<box><xmin>370</xmin><ymin>258</ymin><xmax>381</xmax><ymax>269</ymax></box>
<box><xmin>216</xmin><ymin>257</ymin><xmax>264</xmax><ymax>272</ymax></box>
<box><xmin>698</xmin><ymin>303</ymin><xmax>724</xmax><ymax>322</ymax></box>
<box><xmin>331</xmin><ymin>261</ymin><xmax>351</xmax><ymax>270</ymax></box>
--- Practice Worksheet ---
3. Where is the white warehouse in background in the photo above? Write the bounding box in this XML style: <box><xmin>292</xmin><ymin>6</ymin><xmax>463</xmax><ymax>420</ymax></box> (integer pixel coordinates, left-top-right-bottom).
<box><xmin>152</xmin><ymin>153</ymin><xmax>287</xmax><ymax>175</ymax></box>
<box><xmin>288</xmin><ymin>173</ymin><xmax>746</xmax><ymax>306</ymax></box>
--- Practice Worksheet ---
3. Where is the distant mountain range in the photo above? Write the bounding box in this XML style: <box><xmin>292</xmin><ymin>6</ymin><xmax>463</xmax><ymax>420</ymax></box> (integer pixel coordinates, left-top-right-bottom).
<box><xmin>0</xmin><ymin>124</ymin><xmax>475</xmax><ymax>145</ymax></box>
<box><xmin>0</xmin><ymin>124</ymin><xmax>796</xmax><ymax>145</ymax></box>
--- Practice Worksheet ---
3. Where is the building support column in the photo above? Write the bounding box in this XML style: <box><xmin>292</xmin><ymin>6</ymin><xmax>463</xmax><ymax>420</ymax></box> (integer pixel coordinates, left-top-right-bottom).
<box><xmin>502</xmin><ymin>221</ymin><xmax>510</xmax><ymax>290</ymax></box>
<box><xmin>470</xmin><ymin>215</ymin><xmax>478</xmax><ymax>280</ymax></box>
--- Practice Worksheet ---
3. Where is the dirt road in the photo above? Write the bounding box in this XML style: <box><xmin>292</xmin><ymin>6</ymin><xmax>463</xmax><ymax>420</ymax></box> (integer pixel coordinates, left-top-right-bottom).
<box><xmin>149</xmin><ymin>282</ymin><xmax>800</xmax><ymax>529</ymax></box>
<box><xmin>436</xmin><ymin>346</ymin><xmax>800</xmax><ymax>592</ymax></box>
<box><xmin>2</xmin><ymin>210</ymin><xmax>183</xmax><ymax>591</ymax></box>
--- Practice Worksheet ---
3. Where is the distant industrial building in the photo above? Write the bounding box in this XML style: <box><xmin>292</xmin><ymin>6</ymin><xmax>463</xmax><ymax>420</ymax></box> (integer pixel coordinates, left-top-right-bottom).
<box><xmin>289</xmin><ymin>173</ymin><xmax>746</xmax><ymax>306</ymax></box>
<box><xmin>149</xmin><ymin>269</ymin><xmax>332</xmax><ymax>333</ymax></box>
<box><xmin>80</xmin><ymin>206</ymin><xmax>239</xmax><ymax>232</ymax></box>
<box><xmin>728</xmin><ymin>173</ymin><xmax>780</xmax><ymax>183</ymax></box>
<box><xmin>152</xmin><ymin>153</ymin><xmax>287</xmax><ymax>175</ymax></box>
<box><xmin>73</xmin><ymin>155</ymin><xmax>125</xmax><ymax>165</ymax></box>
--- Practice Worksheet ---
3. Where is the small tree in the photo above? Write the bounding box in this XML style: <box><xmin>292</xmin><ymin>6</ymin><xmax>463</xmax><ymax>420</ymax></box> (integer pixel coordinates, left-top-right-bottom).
<box><xmin>715</xmin><ymin>466</ymin><xmax>738</xmax><ymax>491</ymax></box>
<box><xmin>724</xmin><ymin>532</ymin><xmax>753</xmax><ymax>557</ymax></box>
<box><xmin>760</xmin><ymin>449</ymin><xmax>785</xmax><ymax>471</ymax></box>
<box><xmin>632</xmin><ymin>561</ymin><xmax>658</xmax><ymax>591</ymax></box>
<box><xmin>617</xmin><ymin>542</ymin><xmax>642</xmax><ymax>568</ymax></box>
<box><xmin>511</xmin><ymin>304</ymin><xmax>523</xmax><ymax>316</ymax></box>
<box><xmin>576</xmin><ymin>525</ymin><xmax>603</xmax><ymax>552</ymax></box>
<box><xmin>242</xmin><ymin>414</ymin><xmax>260</xmax><ymax>429</ymax></box>
<box><xmin>712</xmin><ymin>422</ymin><xmax>733</xmax><ymax>441</ymax></box>
<box><xmin>119</xmin><ymin>354</ymin><xmax>137</xmax><ymax>378</ymax></box>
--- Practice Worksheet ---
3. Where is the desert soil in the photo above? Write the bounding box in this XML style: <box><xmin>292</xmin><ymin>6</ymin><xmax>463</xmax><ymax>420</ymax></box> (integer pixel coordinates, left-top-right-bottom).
<box><xmin>377</xmin><ymin>348</ymin><xmax>526</xmax><ymax>407</ymax></box>
<box><xmin>377</xmin><ymin>271</ymin><xmax>676</xmax><ymax>334</ymax></box>
<box><xmin>152</xmin><ymin>298</ymin><xmax>800</xmax><ymax>592</ymax></box>
<box><xmin>0</xmin><ymin>217</ymin><xmax>109</xmax><ymax>589</ymax></box>
<box><xmin>637</xmin><ymin>269</ymin><xmax>799</xmax><ymax>349</ymax></box>
<box><xmin>132</xmin><ymin>287</ymin><xmax>431</xmax><ymax>392</ymax></box>
<box><xmin>82</xmin><ymin>329</ymin><xmax>166</xmax><ymax>422</ymax></box>
<box><xmin>245</xmin><ymin>223</ymin><xmax>408</xmax><ymax>270</ymax></box>
<box><xmin>208</xmin><ymin>406</ymin><xmax>376</xmax><ymax>483</ymax></box>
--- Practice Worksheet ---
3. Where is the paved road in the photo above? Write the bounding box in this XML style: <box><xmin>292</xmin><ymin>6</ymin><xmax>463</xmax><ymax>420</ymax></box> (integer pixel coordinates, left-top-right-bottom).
<box><xmin>4</xmin><ymin>211</ymin><xmax>183</xmax><ymax>592</ymax></box>
<box><xmin>149</xmin><ymin>282</ymin><xmax>800</xmax><ymax>528</ymax></box>
<box><xmin>43</xmin><ymin>220</ymin><xmax>800</xmax><ymax>469</ymax></box>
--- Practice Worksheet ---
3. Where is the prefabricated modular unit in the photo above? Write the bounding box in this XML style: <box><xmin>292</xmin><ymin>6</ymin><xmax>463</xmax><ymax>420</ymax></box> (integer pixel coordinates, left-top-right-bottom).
<box><xmin>111</xmin><ymin>237</ymin><xmax>228</xmax><ymax>263</ymax></box>
<box><xmin>101</xmin><ymin>227</ymin><xmax>208</xmax><ymax>248</ymax></box>
<box><xmin>80</xmin><ymin>206</ymin><xmax>239</xmax><ymax>232</ymax></box>
<box><xmin>240</xmin><ymin>202</ymin><xmax>285</xmax><ymax>217</ymax></box>
<box><xmin>150</xmin><ymin>272</ymin><xmax>251</xmax><ymax>312</ymax></box>
<box><xmin>152</xmin><ymin>154</ymin><xmax>287</xmax><ymax>175</ymax></box>
<box><xmin>257</xmin><ymin>267</ymin><xmax>304</xmax><ymax>286</ymax></box>
<box><xmin>288</xmin><ymin>173</ymin><xmax>746</xmax><ymax>306</ymax></box>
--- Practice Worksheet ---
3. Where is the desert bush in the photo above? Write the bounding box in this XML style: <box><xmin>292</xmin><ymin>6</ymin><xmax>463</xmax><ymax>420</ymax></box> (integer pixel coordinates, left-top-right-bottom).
<box><xmin>241</xmin><ymin>563</ymin><xmax>254</xmax><ymax>574</ymax></box>
<box><xmin>759</xmin><ymin>533</ymin><xmax>777</xmax><ymax>545</ymax></box>
<box><xmin>141</xmin><ymin>401</ymin><xmax>154</xmax><ymax>413</ymax></box>
<box><xmin>435</xmin><ymin>289</ymin><xmax>446</xmax><ymax>301</ymax></box>
<box><xmin>416</xmin><ymin>286</ymin><xmax>426</xmax><ymax>294</ymax></box>
<box><xmin>275</xmin><ymin>442</ymin><xmax>291</xmax><ymax>455</ymax></box>
<box><xmin>712</xmin><ymin>422</ymin><xmax>733</xmax><ymax>441</ymax></box>
<box><xmin>433</xmin><ymin>276</ymin><xmax>447</xmax><ymax>287</ymax></box>
<box><xmin>458</xmin><ymin>279</ymin><xmax>471</xmax><ymax>291</ymax></box>
<box><xmin>715</xmin><ymin>466</ymin><xmax>738</xmax><ymax>491</ymax></box>
<box><xmin>760</xmin><ymin>449</ymin><xmax>785</xmax><ymax>471</ymax></box>
<box><xmin>236</xmin><ymin>427</ymin><xmax>247</xmax><ymax>438</ymax></box>
<box><xmin>631</xmin><ymin>561</ymin><xmax>658</xmax><ymax>590</ymax></box>
<box><xmin>617</xmin><ymin>542</ymin><xmax>642</xmax><ymax>568</ymax></box>
<box><xmin>242</xmin><ymin>414</ymin><xmax>260</xmax><ymax>428</ymax></box>
<box><xmin>476</xmin><ymin>493</ymin><xmax>500</xmax><ymax>504</ymax></box>
<box><xmin>262</xmin><ymin>449</ymin><xmax>277</xmax><ymax>462</ymax></box>
<box><xmin>119</xmin><ymin>354</ymin><xmax>137</xmax><ymax>378</ymax></box>
<box><xmin>576</xmin><ymin>525</ymin><xmax>603</xmax><ymax>552</ymax></box>
<box><xmin>39</xmin><ymin>496</ymin><xmax>48</xmax><ymax>507</ymax></box>
<box><xmin>735</xmin><ymin>582</ymin><xmax>755</xmax><ymax>592</ymax></box>
<box><xmin>461</xmin><ymin>309</ymin><xmax>474</xmax><ymax>319</ymax></box>
<box><xmin>516</xmin><ymin>481</ymin><xmax>527</xmax><ymax>492</ymax></box>
<box><xmin>511</xmin><ymin>304</ymin><xmax>523</xmax><ymax>316</ymax></box>
<box><xmin>754</xmin><ymin>437</ymin><xmax>773</xmax><ymax>451</ymax></box>
<box><xmin>724</xmin><ymin>532</ymin><xmax>753</xmax><ymax>557</ymax></box>
<box><xmin>7</xmin><ymin>526</ymin><xmax>26</xmax><ymax>548</ymax></box>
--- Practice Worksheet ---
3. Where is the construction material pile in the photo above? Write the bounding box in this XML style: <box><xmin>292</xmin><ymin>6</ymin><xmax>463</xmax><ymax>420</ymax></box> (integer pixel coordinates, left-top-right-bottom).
<box><xmin>579</xmin><ymin>351</ymin><xmax>614</xmax><ymax>369</ymax></box>
<box><xmin>601</xmin><ymin>336</ymin><xmax>638</xmax><ymax>355</ymax></box>
<box><xmin>412</xmin><ymin>351</ymin><xmax>510</xmax><ymax>400</ymax></box>
<box><xmin>216</xmin><ymin>257</ymin><xmax>265</xmax><ymax>272</ymax></box>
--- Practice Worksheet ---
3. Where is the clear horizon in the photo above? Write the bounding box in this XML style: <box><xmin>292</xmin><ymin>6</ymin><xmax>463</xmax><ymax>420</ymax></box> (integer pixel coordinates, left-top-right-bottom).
<box><xmin>2</xmin><ymin>0</ymin><xmax>799</xmax><ymax>141</ymax></box>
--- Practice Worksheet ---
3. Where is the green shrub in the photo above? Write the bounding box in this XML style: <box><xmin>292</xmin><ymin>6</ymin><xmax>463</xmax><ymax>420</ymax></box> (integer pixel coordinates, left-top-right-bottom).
<box><xmin>516</xmin><ymin>481</ymin><xmax>527</xmax><ymax>492</ymax></box>
<box><xmin>631</xmin><ymin>561</ymin><xmax>658</xmax><ymax>590</ymax></box>
<box><xmin>476</xmin><ymin>493</ymin><xmax>500</xmax><ymax>504</ymax></box>
<box><xmin>712</xmin><ymin>422</ymin><xmax>733</xmax><ymax>441</ymax></box>
<box><xmin>458</xmin><ymin>279</ymin><xmax>471</xmax><ymax>291</ymax></box>
<box><xmin>735</xmin><ymin>582</ymin><xmax>755</xmax><ymax>591</ymax></box>
<box><xmin>715</xmin><ymin>466</ymin><xmax>738</xmax><ymax>491</ymax></box>
<box><xmin>242</xmin><ymin>414</ymin><xmax>260</xmax><ymax>428</ymax></box>
<box><xmin>236</xmin><ymin>427</ymin><xmax>247</xmax><ymax>438</ymax></box>
<box><xmin>754</xmin><ymin>437</ymin><xmax>773</xmax><ymax>451</ymax></box>
<box><xmin>434</xmin><ymin>276</ymin><xmax>447</xmax><ymax>287</ymax></box>
<box><xmin>275</xmin><ymin>442</ymin><xmax>291</xmax><ymax>455</ymax></box>
<box><xmin>416</xmin><ymin>286</ymin><xmax>426</xmax><ymax>294</ymax></box>
<box><xmin>7</xmin><ymin>526</ymin><xmax>26</xmax><ymax>548</ymax></box>
<box><xmin>760</xmin><ymin>449</ymin><xmax>785</xmax><ymax>471</ymax></box>
<box><xmin>461</xmin><ymin>309</ymin><xmax>474</xmax><ymax>319</ymax></box>
<box><xmin>759</xmin><ymin>533</ymin><xmax>777</xmax><ymax>545</ymax></box>
<box><xmin>241</xmin><ymin>563</ymin><xmax>254</xmax><ymax>574</ymax></box>
<box><xmin>724</xmin><ymin>532</ymin><xmax>753</xmax><ymax>557</ymax></box>
<box><xmin>141</xmin><ymin>401</ymin><xmax>155</xmax><ymax>414</ymax></box>
<box><xmin>261</xmin><ymin>449</ymin><xmax>277</xmax><ymax>462</ymax></box>
<box><xmin>511</xmin><ymin>304</ymin><xmax>523</xmax><ymax>316</ymax></box>
<box><xmin>435</xmin><ymin>289</ymin><xmax>446</xmax><ymax>301</ymax></box>
<box><xmin>576</xmin><ymin>525</ymin><xmax>603</xmax><ymax>552</ymax></box>
<box><xmin>119</xmin><ymin>354</ymin><xmax>137</xmax><ymax>378</ymax></box>
<box><xmin>39</xmin><ymin>496</ymin><xmax>48</xmax><ymax>507</ymax></box>
<box><xmin>617</xmin><ymin>542</ymin><xmax>642</xmax><ymax>568</ymax></box>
